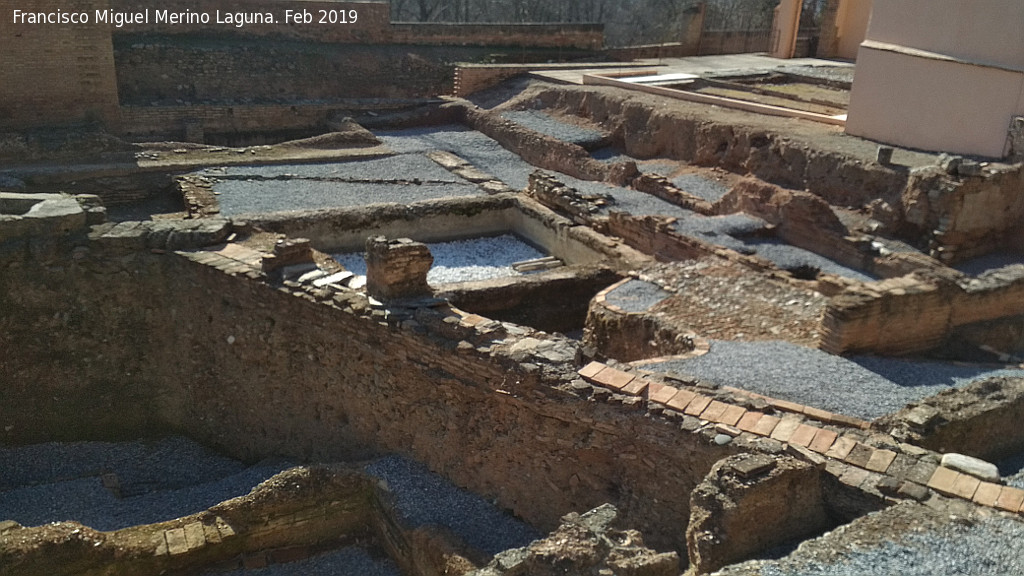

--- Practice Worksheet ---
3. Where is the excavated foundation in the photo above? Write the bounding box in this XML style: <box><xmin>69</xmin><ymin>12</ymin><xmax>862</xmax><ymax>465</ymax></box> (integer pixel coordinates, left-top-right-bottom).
<box><xmin>5</xmin><ymin>80</ymin><xmax>1024</xmax><ymax>575</ymax></box>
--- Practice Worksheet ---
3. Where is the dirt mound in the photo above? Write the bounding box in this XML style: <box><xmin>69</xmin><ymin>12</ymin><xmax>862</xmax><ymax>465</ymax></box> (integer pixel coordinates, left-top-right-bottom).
<box><xmin>278</xmin><ymin>121</ymin><xmax>380</xmax><ymax>149</ymax></box>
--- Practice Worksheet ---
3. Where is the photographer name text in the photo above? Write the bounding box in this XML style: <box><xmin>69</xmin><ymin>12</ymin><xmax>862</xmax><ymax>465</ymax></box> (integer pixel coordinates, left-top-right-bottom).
<box><xmin>11</xmin><ymin>7</ymin><xmax>359</xmax><ymax>28</ymax></box>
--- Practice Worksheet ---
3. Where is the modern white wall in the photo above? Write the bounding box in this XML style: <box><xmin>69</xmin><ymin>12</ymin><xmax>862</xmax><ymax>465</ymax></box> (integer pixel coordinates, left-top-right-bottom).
<box><xmin>835</xmin><ymin>0</ymin><xmax>872</xmax><ymax>60</ymax></box>
<box><xmin>846</xmin><ymin>0</ymin><xmax>1024</xmax><ymax>157</ymax></box>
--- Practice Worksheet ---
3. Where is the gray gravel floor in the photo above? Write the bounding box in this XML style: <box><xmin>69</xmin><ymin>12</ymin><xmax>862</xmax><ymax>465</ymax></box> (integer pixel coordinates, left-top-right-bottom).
<box><xmin>206</xmin><ymin>155</ymin><xmax>482</xmax><ymax>217</ymax></box>
<box><xmin>773</xmin><ymin>65</ymin><xmax>856</xmax><ymax>85</ymax></box>
<box><xmin>573</xmin><ymin>176</ymin><xmax>693</xmax><ymax>220</ymax></box>
<box><xmin>739</xmin><ymin>239</ymin><xmax>877</xmax><ymax>282</ymax></box>
<box><xmin>605</xmin><ymin>279</ymin><xmax>671</xmax><ymax>313</ymax></box>
<box><xmin>673</xmin><ymin>213</ymin><xmax>769</xmax><ymax>251</ymax></box>
<box><xmin>210</xmin><ymin>547</ymin><xmax>399</xmax><ymax>576</ymax></box>
<box><xmin>376</xmin><ymin>125</ymin><xmax>537</xmax><ymax>190</ymax></box>
<box><xmin>500</xmin><ymin>110</ymin><xmax>607</xmax><ymax>149</ymax></box>
<box><xmin>671</xmin><ymin>173</ymin><xmax>732</xmax><ymax>203</ymax></box>
<box><xmin>671</xmin><ymin>215</ymin><xmax>876</xmax><ymax>282</ymax></box>
<box><xmin>216</xmin><ymin>180</ymin><xmax>481</xmax><ymax>216</ymax></box>
<box><xmin>590</xmin><ymin>146</ymin><xmax>632</xmax><ymax>165</ymax></box>
<box><xmin>590</xmin><ymin>148</ymin><xmax>678</xmax><ymax>177</ymax></box>
<box><xmin>0</xmin><ymin>437</ymin><xmax>291</xmax><ymax>531</ymax></box>
<box><xmin>753</xmin><ymin>515</ymin><xmax>1024</xmax><ymax>576</ymax></box>
<box><xmin>365</xmin><ymin>456</ymin><xmax>540</xmax><ymax>556</ymax></box>
<box><xmin>641</xmin><ymin>341</ymin><xmax>1024</xmax><ymax>420</ymax></box>
<box><xmin>204</xmin><ymin>155</ymin><xmax>462</xmax><ymax>182</ymax></box>
<box><xmin>954</xmin><ymin>251</ymin><xmax>1024</xmax><ymax>276</ymax></box>
<box><xmin>334</xmin><ymin>234</ymin><xmax>546</xmax><ymax>285</ymax></box>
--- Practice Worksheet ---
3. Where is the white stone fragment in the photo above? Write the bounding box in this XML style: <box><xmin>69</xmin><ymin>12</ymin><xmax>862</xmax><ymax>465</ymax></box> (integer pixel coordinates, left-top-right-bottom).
<box><xmin>941</xmin><ymin>453</ymin><xmax>1000</xmax><ymax>482</ymax></box>
<box><xmin>313</xmin><ymin>271</ymin><xmax>354</xmax><ymax>288</ymax></box>
<box><xmin>297</xmin><ymin>269</ymin><xmax>328</xmax><ymax>284</ymax></box>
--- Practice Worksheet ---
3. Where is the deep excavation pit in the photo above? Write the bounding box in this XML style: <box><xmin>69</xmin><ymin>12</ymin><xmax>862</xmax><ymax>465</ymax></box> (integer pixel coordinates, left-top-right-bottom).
<box><xmin>5</xmin><ymin>74</ymin><xmax>1024</xmax><ymax>576</ymax></box>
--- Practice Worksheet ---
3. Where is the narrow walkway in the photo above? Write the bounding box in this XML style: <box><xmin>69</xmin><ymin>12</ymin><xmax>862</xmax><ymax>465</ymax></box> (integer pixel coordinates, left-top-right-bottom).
<box><xmin>579</xmin><ymin>361</ymin><xmax>1024</xmax><ymax>518</ymax></box>
<box><xmin>530</xmin><ymin>55</ymin><xmax>851</xmax><ymax>85</ymax></box>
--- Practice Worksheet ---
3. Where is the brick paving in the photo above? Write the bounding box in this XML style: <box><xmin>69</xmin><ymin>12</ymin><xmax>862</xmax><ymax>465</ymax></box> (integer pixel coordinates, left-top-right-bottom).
<box><xmin>578</xmin><ymin>360</ymin><xmax>1024</xmax><ymax>519</ymax></box>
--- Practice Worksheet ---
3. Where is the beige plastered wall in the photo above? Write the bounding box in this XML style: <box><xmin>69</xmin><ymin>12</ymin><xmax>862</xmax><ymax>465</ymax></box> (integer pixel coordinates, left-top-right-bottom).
<box><xmin>846</xmin><ymin>0</ymin><xmax>1024</xmax><ymax>158</ymax></box>
<box><xmin>835</xmin><ymin>0</ymin><xmax>872</xmax><ymax>60</ymax></box>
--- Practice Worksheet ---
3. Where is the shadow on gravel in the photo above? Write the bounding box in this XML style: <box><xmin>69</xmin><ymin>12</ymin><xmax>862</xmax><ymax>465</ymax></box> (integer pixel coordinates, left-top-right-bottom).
<box><xmin>848</xmin><ymin>356</ymin><xmax>1024</xmax><ymax>389</ymax></box>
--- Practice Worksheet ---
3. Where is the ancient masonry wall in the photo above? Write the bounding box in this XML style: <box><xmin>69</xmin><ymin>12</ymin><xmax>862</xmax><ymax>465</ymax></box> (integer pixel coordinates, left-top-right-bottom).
<box><xmin>1</xmin><ymin>0</ymin><xmax>601</xmax><ymax>132</ymax></box>
<box><xmin>524</xmin><ymin>85</ymin><xmax>909</xmax><ymax>210</ymax></box>
<box><xmin>878</xmin><ymin>377</ymin><xmax>1024</xmax><ymax>463</ymax></box>
<box><xmin>0</xmin><ymin>0</ymin><xmax>121</xmax><ymax>130</ymax></box>
<box><xmin>902</xmin><ymin>165</ymin><xmax>1024</xmax><ymax>263</ymax></box>
<box><xmin>820</xmin><ymin>266</ymin><xmax>1024</xmax><ymax>355</ymax></box>
<box><xmin>528</xmin><ymin>85</ymin><xmax>1024</xmax><ymax>263</ymax></box>
<box><xmin>7</xmin><ymin>201</ymin><xmax>1024</xmax><ymax>565</ymax></box>
<box><xmin>113</xmin><ymin>39</ymin><xmax>483</xmax><ymax>105</ymax></box>
<box><xmin>0</xmin><ymin>229</ymin><xmax>731</xmax><ymax>554</ymax></box>
<box><xmin>120</xmin><ymin>103</ymin><xmax>344</xmax><ymax>143</ymax></box>
<box><xmin>107</xmin><ymin>0</ymin><xmax>602</xmax><ymax>49</ymax></box>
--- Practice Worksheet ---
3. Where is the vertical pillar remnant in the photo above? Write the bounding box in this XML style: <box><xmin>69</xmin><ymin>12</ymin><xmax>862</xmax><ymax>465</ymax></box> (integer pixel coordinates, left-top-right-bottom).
<box><xmin>365</xmin><ymin>236</ymin><xmax>433</xmax><ymax>300</ymax></box>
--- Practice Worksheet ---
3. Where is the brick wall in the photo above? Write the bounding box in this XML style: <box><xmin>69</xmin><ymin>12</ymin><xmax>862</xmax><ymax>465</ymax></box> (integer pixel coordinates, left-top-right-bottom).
<box><xmin>113</xmin><ymin>38</ymin><xmax>471</xmax><ymax>105</ymax></box>
<box><xmin>0</xmin><ymin>0</ymin><xmax>120</xmax><ymax>130</ymax></box>
<box><xmin>454</xmin><ymin>62</ymin><xmax>650</xmax><ymax>98</ymax></box>
<box><xmin>0</xmin><ymin>231</ymin><xmax>732</xmax><ymax>554</ymax></box>
<box><xmin>106</xmin><ymin>0</ymin><xmax>602</xmax><ymax>48</ymax></box>
<box><xmin>2</xmin><ymin>0</ymin><xmax>603</xmax><ymax>133</ymax></box>
<box><xmin>820</xmin><ymin>267</ymin><xmax>1024</xmax><ymax>355</ymax></box>
<box><xmin>108</xmin><ymin>0</ymin><xmax>391</xmax><ymax>42</ymax></box>
<box><xmin>120</xmin><ymin>103</ymin><xmax>344</xmax><ymax>142</ymax></box>
<box><xmin>389</xmin><ymin>22</ymin><xmax>603</xmax><ymax>50</ymax></box>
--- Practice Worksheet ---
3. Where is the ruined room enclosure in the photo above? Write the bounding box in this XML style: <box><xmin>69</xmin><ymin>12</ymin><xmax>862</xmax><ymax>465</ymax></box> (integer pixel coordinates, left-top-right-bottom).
<box><xmin>4</xmin><ymin>76</ymin><xmax>1024</xmax><ymax>576</ymax></box>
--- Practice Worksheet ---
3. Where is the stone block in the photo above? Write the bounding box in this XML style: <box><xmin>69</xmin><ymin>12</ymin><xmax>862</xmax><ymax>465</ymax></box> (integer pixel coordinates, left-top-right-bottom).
<box><xmin>591</xmin><ymin>367</ymin><xmax>635</xmax><ymax>391</ymax></box>
<box><xmin>769</xmin><ymin>417</ymin><xmax>802</xmax><ymax>442</ymax></box>
<box><xmin>905</xmin><ymin>460</ymin><xmax>939</xmax><ymax>486</ymax></box>
<box><xmin>683</xmin><ymin>395</ymin><xmax>712</xmax><ymax>417</ymax></box>
<box><xmin>666</xmin><ymin>389</ymin><xmax>698</xmax><ymax>412</ymax></box>
<box><xmin>788</xmin><ymin>424</ymin><xmax>819</xmax><ymax>448</ymax></box>
<box><xmin>865</xmin><ymin>449</ymin><xmax>897</xmax><ymax>474</ymax></box>
<box><xmin>737</xmin><ymin>411</ymin><xmax>765</xmax><ymax>433</ymax></box>
<box><xmin>718</xmin><ymin>405</ymin><xmax>747</xmax><ymax>427</ymax></box>
<box><xmin>98</xmin><ymin>221</ymin><xmax>149</xmax><ymax>250</ymax></box>
<box><xmin>648</xmin><ymin>382</ymin><xmax>679</xmax><ymax>405</ymax></box>
<box><xmin>808</xmin><ymin>429</ymin><xmax>838</xmax><ymax>454</ymax></box>
<box><xmin>365</xmin><ymin>236</ymin><xmax>433</xmax><ymax>301</ymax></box>
<box><xmin>825</xmin><ymin>436</ymin><xmax>858</xmax><ymax>460</ymax></box>
<box><xmin>729</xmin><ymin>454</ymin><xmax>776</xmax><ymax>479</ymax></box>
<box><xmin>994</xmin><ymin>487</ymin><xmax>1024</xmax><ymax>513</ymax></box>
<box><xmin>14</xmin><ymin>197</ymin><xmax>82</xmax><ymax>228</ymax></box>
<box><xmin>940</xmin><ymin>453</ymin><xmax>1000</xmax><ymax>482</ymax></box>
<box><xmin>183</xmin><ymin>521</ymin><xmax>206</xmax><ymax>551</ymax></box>
<box><xmin>750</xmin><ymin>414</ymin><xmax>781</xmax><ymax>437</ymax></box>
<box><xmin>0</xmin><ymin>192</ymin><xmax>50</xmax><ymax>214</ymax></box>
<box><xmin>165</xmin><ymin>528</ymin><xmax>188</xmax><ymax>556</ymax></box>
<box><xmin>926</xmin><ymin>466</ymin><xmax>960</xmax><ymax>496</ymax></box>
<box><xmin>838</xmin><ymin>466</ymin><xmax>870</xmax><ymax>489</ymax></box>
<box><xmin>578</xmin><ymin>361</ymin><xmax>605</xmax><ymax>380</ymax></box>
<box><xmin>950</xmin><ymin>474</ymin><xmax>981</xmax><ymax>500</ymax></box>
<box><xmin>897</xmin><ymin>481</ymin><xmax>930</xmax><ymax>502</ymax></box>
<box><xmin>699</xmin><ymin>400</ymin><xmax>729</xmax><ymax>422</ymax></box>
<box><xmin>972</xmin><ymin>482</ymin><xmax>1002</xmax><ymax>507</ymax></box>
<box><xmin>843</xmin><ymin>443</ymin><xmax>875</xmax><ymax>469</ymax></box>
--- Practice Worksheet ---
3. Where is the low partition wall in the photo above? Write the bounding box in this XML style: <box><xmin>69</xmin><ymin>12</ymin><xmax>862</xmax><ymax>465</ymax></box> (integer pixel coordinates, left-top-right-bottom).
<box><xmin>820</xmin><ymin>266</ymin><xmax>1024</xmax><ymax>355</ymax></box>
<box><xmin>243</xmin><ymin>194</ymin><xmax>647</xmax><ymax>269</ymax></box>
<box><xmin>0</xmin><ymin>216</ymin><xmax>733</xmax><ymax>557</ymax></box>
<box><xmin>877</xmin><ymin>377</ymin><xmax>1024</xmax><ymax>462</ymax></box>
